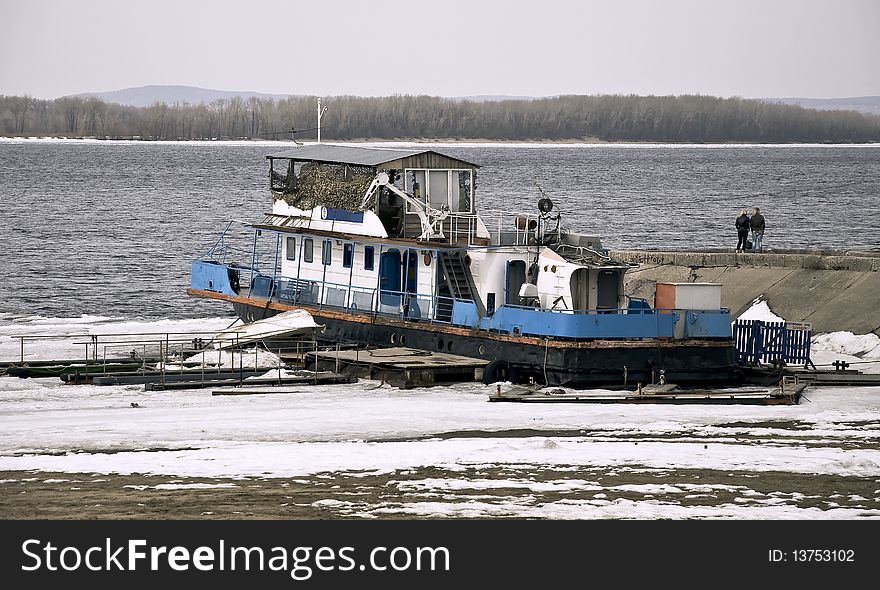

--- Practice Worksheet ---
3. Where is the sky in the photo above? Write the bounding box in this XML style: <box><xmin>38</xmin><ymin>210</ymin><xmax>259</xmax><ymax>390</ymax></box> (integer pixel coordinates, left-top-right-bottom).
<box><xmin>1</xmin><ymin>0</ymin><xmax>878</xmax><ymax>100</ymax></box>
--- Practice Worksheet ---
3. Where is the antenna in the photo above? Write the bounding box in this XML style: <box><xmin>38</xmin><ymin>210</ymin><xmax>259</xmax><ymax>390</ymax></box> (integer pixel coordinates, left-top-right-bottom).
<box><xmin>317</xmin><ymin>98</ymin><xmax>328</xmax><ymax>143</ymax></box>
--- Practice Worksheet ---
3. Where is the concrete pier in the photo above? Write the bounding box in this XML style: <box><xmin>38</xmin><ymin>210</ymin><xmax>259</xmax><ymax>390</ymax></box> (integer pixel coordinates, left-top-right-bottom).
<box><xmin>610</xmin><ymin>248</ymin><xmax>880</xmax><ymax>337</ymax></box>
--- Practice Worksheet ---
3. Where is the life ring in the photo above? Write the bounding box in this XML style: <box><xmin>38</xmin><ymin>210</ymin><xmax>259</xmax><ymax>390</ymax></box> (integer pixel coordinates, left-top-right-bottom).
<box><xmin>482</xmin><ymin>359</ymin><xmax>510</xmax><ymax>385</ymax></box>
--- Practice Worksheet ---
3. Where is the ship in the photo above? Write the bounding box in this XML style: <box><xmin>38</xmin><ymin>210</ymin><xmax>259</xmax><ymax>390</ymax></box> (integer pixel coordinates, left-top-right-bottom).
<box><xmin>187</xmin><ymin>144</ymin><xmax>740</xmax><ymax>387</ymax></box>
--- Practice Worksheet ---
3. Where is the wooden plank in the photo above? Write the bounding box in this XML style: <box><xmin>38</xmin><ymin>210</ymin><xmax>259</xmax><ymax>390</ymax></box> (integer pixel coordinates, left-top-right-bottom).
<box><xmin>489</xmin><ymin>383</ymin><xmax>805</xmax><ymax>405</ymax></box>
<box><xmin>146</xmin><ymin>373</ymin><xmax>355</xmax><ymax>391</ymax></box>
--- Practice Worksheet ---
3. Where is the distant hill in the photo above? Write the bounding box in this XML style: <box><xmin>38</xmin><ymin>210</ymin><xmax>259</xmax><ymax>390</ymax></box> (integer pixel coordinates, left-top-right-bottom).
<box><xmin>762</xmin><ymin>96</ymin><xmax>880</xmax><ymax>116</ymax></box>
<box><xmin>67</xmin><ymin>85</ymin><xmax>298</xmax><ymax>107</ymax></box>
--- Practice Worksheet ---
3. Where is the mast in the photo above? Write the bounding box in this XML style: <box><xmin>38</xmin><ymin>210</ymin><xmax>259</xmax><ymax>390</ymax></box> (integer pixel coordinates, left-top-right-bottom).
<box><xmin>317</xmin><ymin>98</ymin><xmax>328</xmax><ymax>144</ymax></box>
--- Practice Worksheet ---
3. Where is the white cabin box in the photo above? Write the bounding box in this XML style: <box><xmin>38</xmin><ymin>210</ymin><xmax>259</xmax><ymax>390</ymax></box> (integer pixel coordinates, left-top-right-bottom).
<box><xmin>654</xmin><ymin>282</ymin><xmax>722</xmax><ymax>310</ymax></box>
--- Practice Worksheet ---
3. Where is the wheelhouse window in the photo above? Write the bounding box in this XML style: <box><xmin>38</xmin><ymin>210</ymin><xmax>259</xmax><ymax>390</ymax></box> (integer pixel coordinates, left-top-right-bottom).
<box><xmin>303</xmin><ymin>238</ymin><xmax>314</xmax><ymax>263</ymax></box>
<box><xmin>404</xmin><ymin>168</ymin><xmax>474</xmax><ymax>213</ymax></box>
<box><xmin>452</xmin><ymin>170</ymin><xmax>472</xmax><ymax>212</ymax></box>
<box><xmin>286</xmin><ymin>236</ymin><xmax>296</xmax><ymax>261</ymax></box>
<box><xmin>364</xmin><ymin>246</ymin><xmax>375</xmax><ymax>271</ymax></box>
<box><xmin>322</xmin><ymin>240</ymin><xmax>332</xmax><ymax>266</ymax></box>
<box><xmin>407</xmin><ymin>170</ymin><xmax>427</xmax><ymax>206</ymax></box>
<box><xmin>343</xmin><ymin>243</ymin><xmax>353</xmax><ymax>268</ymax></box>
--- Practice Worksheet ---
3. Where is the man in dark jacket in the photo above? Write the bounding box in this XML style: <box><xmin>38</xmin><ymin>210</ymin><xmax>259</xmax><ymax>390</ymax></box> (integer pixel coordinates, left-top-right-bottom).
<box><xmin>735</xmin><ymin>209</ymin><xmax>751</xmax><ymax>252</ymax></box>
<box><xmin>750</xmin><ymin>207</ymin><xmax>766</xmax><ymax>252</ymax></box>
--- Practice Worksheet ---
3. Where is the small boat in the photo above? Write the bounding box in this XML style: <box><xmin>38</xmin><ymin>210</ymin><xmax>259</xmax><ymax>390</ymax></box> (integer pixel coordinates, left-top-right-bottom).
<box><xmin>209</xmin><ymin>309</ymin><xmax>322</xmax><ymax>349</ymax></box>
<box><xmin>188</xmin><ymin>144</ymin><xmax>742</xmax><ymax>388</ymax></box>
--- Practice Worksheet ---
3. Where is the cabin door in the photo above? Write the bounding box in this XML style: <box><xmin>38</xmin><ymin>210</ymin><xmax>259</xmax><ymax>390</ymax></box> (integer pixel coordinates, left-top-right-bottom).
<box><xmin>404</xmin><ymin>249</ymin><xmax>418</xmax><ymax>294</ymax></box>
<box><xmin>597</xmin><ymin>270</ymin><xmax>619</xmax><ymax>311</ymax></box>
<box><xmin>570</xmin><ymin>268</ymin><xmax>589</xmax><ymax>310</ymax></box>
<box><xmin>379</xmin><ymin>249</ymin><xmax>402</xmax><ymax>308</ymax></box>
<box><xmin>403</xmin><ymin>249</ymin><xmax>421</xmax><ymax>318</ymax></box>
<box><xmin>506</xmin><ymin>260</ymin><xmax>527</xmax><ymax>305</ymax></box>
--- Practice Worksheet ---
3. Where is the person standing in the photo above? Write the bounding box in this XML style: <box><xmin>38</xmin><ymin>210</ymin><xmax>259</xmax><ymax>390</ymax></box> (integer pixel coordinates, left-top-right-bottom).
<box><xmin>735</xmin><ymin>209</ymin><xmax>751</xmax><ymax>252</ymax></box>
<box><xmin>750</xmin><ymin>207</ymin><xmax>766</xmax><ymax>253</ymax></box>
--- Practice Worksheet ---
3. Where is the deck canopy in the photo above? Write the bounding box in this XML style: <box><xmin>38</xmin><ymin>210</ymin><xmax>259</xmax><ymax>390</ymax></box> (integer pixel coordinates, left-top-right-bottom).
<box><xmin>267</xmin><ymin>144</ymin><xmax>482</xmax><ymax>223</ymax></box>
<box><xmin>266</xmin><ymin>144</ymin><xmax>479</xmax><ymax>171</ymax></box>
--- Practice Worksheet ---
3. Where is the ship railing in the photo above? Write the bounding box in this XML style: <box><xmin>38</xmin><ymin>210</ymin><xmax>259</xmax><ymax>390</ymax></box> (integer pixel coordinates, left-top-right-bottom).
<box><xmin>265</xmin><ymin>274</ymin><xmax>473</xmax><ymax>326</ymax></box>
<box><xmin>200</xmin><ymin>220</ymin><xmax>280</xmax><ymax>285</ymax></box>
<box><xmin>6</xmin><ymin>331</ymin><xmax>228</xmax><ymax>366</ymax></box>
<box><xmin>442</xmin><ymin>213</ymin><xmax>481</xmax><ymax>245</ymax></box>
<box><xmin>480</xmin><ymin>210</ymin><xmax>542</xmax><ymax>246</ymax></box>
<box><xmin>402</xmin><ymin>212</ymin><xmax>483</xmax><ymax>246</ymax></box>
<box><xmin>202</xmin><ymin>221</ymin><xmax>259</xmax><ymax>263</ymax></box>
<box><xmin>407</xmin><ymin>208</ymin><xmax>543</xmax><ymax>247</ymax></box>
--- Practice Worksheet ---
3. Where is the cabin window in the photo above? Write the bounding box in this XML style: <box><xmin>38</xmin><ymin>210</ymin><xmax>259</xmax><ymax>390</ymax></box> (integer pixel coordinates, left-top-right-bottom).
<box><xmin>487</xmin><ymin>293</ymin><xmax>496</xmax><ymax>315</ymax></box>
<box><xmin>407</xmin><ymin>170</ymin><xmax>427</xmax><ymax>203</ymax></box>
<box><xmin>285</xmin><ymin>237</ymin><xmax>296</xmax><ymax>261</ymax></box>
<box><xmin>343</xmin><ymin>243</ymin><xmax>353</xmax><ymax>268</ymax></box>
<box><xmin>303</xmin><ymin>238</ymin><xmax>314</xmax><ymax>263</ymax></box>
<box><xmin>452</xmin><ymin>170</ymin><xmax>472</xmax><ymax>212</ymax></box>
<box><xmin>405</xmin><ymin>168</ymin><xmax>474</xmax><ymax>213</ymax></box>
<box><xmin>428</xmin><ymin>171</ymin><xmax>448</xmax><ymax>210</ymax></box>
<box><xmin>364</xmin><ymin>246</ymin><xmax>375</xmax><ymax>270</ymax></box>
<box><xmin>322</xmin><ymin>240</ymin><xmax>332</xmax><ymax>266</ymax></box>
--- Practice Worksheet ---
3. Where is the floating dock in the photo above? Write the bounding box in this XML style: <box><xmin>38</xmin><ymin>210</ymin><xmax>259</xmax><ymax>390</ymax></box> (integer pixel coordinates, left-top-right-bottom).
<box><xmin>308</xmin><ymin>347</ymin><xmax>489</xmax><ymax>389</ymax></box>
<box><xmin>147</xmin><ymin>371</ymin><xmax>355</xmax><ymax>391</ymax></box>
<box><xmin>489</xmin><ymin>382</ymin><xmax>807</xmax><ymax>405</ymax></box>
<box><xmin>89</xmin><ymin>368</ymin><xmax>279</xmax><ymax>386</ymax></box>
<box><xmin>781</xmin><ymin>369</ymin><xmax>880</xmax><ymax>386</ymax></box>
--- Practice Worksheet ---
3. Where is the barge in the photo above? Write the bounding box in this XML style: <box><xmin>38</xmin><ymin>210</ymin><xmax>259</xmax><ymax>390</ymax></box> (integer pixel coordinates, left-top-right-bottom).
<box><xmin>188</xmin><ymin>144</ymin><xmax>740</xmax><ymax>387</ymax></box>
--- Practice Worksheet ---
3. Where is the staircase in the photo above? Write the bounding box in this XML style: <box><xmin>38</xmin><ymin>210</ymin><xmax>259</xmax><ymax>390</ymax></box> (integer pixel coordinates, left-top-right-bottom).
<box><xmin>439</xmin><ymin>251</ymin><xmax>485</xmax><ymax>316</ymax></box>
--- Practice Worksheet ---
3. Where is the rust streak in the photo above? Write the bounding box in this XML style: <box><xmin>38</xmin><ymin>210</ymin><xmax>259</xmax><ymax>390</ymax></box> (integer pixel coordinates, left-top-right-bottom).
<box><xmin>186</xmin><ymin>289</ymin><xmax>733</xmax><ymax>351</ymax></box>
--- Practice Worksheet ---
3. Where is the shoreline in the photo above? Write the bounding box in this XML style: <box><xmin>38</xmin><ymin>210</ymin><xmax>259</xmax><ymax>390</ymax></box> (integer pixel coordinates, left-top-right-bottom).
<box><xmin>2</xmin><ymin>136</ymin><xmax>880</xmax><ymax>147</ymax></box>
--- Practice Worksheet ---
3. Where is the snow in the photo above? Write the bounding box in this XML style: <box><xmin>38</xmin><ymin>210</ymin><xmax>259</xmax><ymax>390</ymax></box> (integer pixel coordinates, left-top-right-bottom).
<box><xmin>211</xmin><ymin>309</ymin><xmax>320</xmax><ymax>349</ymax></box>
<box><xmin>736</xmin><ymin>298</ymin><xmax>786</xmax><ymax>323</ymax></box>
<box><xmin>1</xmin><ymin>306</ymin><xmax>879</xmax><ymax>519</ymax></box>
<box><xmin>735</xmin><ymin>298</ymin><xmax>880</xmax><ymax>373</ymax></box>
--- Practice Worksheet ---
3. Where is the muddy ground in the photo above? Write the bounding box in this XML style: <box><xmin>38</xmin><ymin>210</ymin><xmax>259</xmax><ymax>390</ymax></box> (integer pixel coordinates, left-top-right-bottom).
<box><xmin>2</xmin><ymin>464</ymin><xmax>877</xmax><ymax>519</ymax></box>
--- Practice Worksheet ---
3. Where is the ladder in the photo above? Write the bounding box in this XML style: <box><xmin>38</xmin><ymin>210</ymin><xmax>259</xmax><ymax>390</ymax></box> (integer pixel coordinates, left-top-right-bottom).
<box><xmin>438</xmin><ymin>251</ymin><xmax>485</xmax><ymax>316</ymax></box>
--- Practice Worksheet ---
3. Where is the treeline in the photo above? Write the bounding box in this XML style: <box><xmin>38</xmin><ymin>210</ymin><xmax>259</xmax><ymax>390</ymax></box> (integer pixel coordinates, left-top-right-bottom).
<box><xmin>1</xmin><ymin>93</ymin><xmax>879</xmax><ymax>142</ymax></box>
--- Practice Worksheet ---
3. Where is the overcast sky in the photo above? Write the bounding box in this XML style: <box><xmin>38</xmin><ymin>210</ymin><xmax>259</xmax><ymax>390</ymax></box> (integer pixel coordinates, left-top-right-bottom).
<box><xmin>1</xmin><ymin>0</ymin><xmax>877</xmax><ymax>100</ymax></box>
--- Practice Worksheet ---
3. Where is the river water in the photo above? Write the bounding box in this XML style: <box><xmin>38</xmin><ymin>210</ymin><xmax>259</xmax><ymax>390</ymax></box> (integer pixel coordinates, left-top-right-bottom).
<box><xmin>1</xmin><ymin>139</ymin><xmax>878</xmax><ymax>321</ymax></box>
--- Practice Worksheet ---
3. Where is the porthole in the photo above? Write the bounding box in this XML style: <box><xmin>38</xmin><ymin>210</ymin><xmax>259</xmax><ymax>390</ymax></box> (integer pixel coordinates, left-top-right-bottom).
<box><xmin>447</xmin><ymin>340</ymin><xmax>453</xmax><ymax>352</ymax></box>
<box><xmin>478</xmin><ymin>344</ymin><xmax>485</xmax><ymax>355</ymax></box>
<box><xmin>437</xmin><ymin>339</ymin><xmax>444</xmax><ymax>350</ymax></box>
<box><xmin>390</xmin><ymin>333</ymin><xmax>397</xmax><ymax>344</ymax></box>
<box><xmin>399</xmin><ymin>334</ymin><xmax>407</xmax><ymax>345</ymax></box>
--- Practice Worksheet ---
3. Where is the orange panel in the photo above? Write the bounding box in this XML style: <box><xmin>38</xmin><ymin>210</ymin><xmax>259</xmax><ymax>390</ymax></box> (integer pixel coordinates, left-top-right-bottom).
<box><xmin>654</xmin><ymin>282</ymin><xmax>676</xmax><ymax>312</ymax></box>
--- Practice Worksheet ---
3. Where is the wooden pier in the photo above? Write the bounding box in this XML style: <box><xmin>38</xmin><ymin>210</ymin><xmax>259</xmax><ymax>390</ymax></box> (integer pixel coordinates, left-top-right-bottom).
<box><xmin>146</xmin><ymin>371</ymin><xmax>355</xmax><ymax>391</ymax></box>
<box><xmin>781</xmin><ymin>368</ymin><xmax>880</xmax><ymax>386</ymax></box>
<box><xmin>308</xmin><ymin>347</ymin><xmax>489</xmax><ymax>389</ymax></box>
<box><xmin>489</xmin><ymin>382</ymin><xmax>807</xmax><ymax>405</ymax></box>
